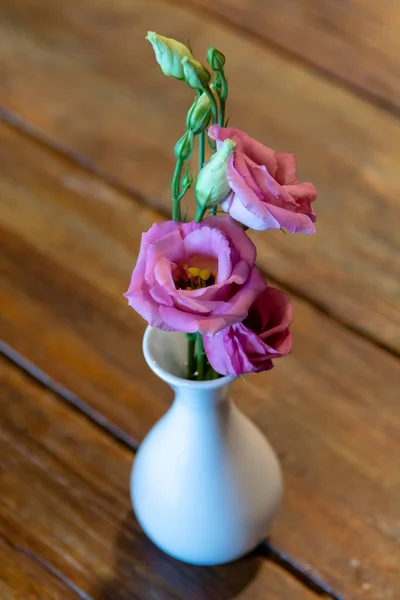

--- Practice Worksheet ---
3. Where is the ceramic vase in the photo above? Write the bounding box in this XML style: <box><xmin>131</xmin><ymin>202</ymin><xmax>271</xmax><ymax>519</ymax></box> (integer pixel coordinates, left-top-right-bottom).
<box><xmin>131</xmin><ymin>326</ymin><xmax>283</xmax><ymax>565</ymax></box>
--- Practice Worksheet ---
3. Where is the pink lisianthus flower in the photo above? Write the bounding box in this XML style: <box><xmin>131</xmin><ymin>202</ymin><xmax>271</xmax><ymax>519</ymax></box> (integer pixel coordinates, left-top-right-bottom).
<box><xmin>203</xmin><ymin>286</ymin><xmax>293</xmax><ymax>376</ymax></box>
<box><xmin>124</xmin><ymin>216</ymin><xmax>265</xmax><ymax>335</ymax></box>
<box><xmin>208</xmin><ymin>125</ymin><xmax>317</xmax><ymax>234</ymax></box>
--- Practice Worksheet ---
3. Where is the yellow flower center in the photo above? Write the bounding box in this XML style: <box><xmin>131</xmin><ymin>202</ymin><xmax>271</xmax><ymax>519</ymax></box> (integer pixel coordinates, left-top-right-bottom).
<box><xmin>188</xmin><ymin>267</ymin><xmax>211</xmax><ymax>281</ymax></box>
<box><xmin>175</xmin><ymin>264</ymin><xmax>215</xmax><ymax>290</ymax></box>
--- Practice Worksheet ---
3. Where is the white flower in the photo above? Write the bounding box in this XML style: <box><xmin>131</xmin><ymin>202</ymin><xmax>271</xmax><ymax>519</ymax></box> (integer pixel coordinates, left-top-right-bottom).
<box><xmin>195</xmin><ymin>139</ymin><xmax>236</xmax><ymax>209</ymax></box>
<box><xmin>146</xmin><ymin>32</ymin><xmax>192</xmax><ymax>80</ymax></box>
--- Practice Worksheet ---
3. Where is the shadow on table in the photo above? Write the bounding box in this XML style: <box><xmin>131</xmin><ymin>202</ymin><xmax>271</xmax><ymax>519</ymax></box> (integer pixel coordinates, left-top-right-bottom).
<box><xmin>93</xmin><ymin>510</ymin><xmax>263</xmax><ymax>600</ymax></box>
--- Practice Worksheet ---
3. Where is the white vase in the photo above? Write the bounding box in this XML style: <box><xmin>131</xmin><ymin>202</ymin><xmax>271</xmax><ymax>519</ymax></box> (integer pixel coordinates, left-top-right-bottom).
<box><xmin>131</xmin><ymin>326</ymin><xmax>283</xmax><ymax>566</ymax></box>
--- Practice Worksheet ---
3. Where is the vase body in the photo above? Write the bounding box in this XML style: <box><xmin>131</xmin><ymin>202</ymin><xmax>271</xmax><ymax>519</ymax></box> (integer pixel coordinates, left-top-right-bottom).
<box><xmin>131</xmin><ymin>327</ymin><xmax>283</xmax><ymax>566</ymax></box>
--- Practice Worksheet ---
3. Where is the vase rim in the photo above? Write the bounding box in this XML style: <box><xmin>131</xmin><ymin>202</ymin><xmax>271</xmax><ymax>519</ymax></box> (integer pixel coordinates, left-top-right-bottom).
<box><xmin>143</xmin><ymin>326</ymin><xmax>236</xmax><ymax>389</ymax></box>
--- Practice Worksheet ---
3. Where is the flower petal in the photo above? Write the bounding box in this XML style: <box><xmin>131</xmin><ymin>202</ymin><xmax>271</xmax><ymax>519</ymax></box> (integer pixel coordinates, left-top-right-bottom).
<box><xmin>182</xmin><ymin>226</ymin><xmax>231</xmax><ymax>284</ymax></box>
<box><xmin>202</xmin><ymin>214</ymin><xmax>257</xmax><ymax>265</ymax></box>
<box><xmin>267</xmin><ymin>204</ymin><xmax>316</xmax><ymax>233</ymax></box>
<box><xmin>275</xmin><ymin>153</ymin><xmax>297</xmax><ymax>185</ymax></box>
<box><xmin>213</xmin><ymin>266</ymin><xmax>266</xmax><ymax>319</ymax></box>
<box><xmin>145</xmin><ymin>230</ymin><xmax>184</xmax><ymax>283</ymax></box>
<box><xmin>159</xmin><ymin>305</ymin><xmax>242</xmax><ymax>334</ymax></box>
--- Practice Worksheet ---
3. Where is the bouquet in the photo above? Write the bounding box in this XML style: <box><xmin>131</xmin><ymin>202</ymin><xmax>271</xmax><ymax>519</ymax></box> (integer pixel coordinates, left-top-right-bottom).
<box><xmin>125</xmin><ymin>32</ymin><xmax>317</xmax><ymax>380</ymax></box>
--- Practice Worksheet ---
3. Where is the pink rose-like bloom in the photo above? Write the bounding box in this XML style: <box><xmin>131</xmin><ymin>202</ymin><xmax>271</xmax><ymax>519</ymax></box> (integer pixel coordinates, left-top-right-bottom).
<box><xmin>203</xmin><ymin>286</ymin><xmax>293</xmax><ymax>376</ymax></box>
<box><xmin>209</xmin><ymin>125</ymin><xmax>317</xmax><ymax>234</ymax></box>
<box><xmin>125</xmin><ymin>216</ymin><xmax>266</xmax><ymax>335</ymax></box>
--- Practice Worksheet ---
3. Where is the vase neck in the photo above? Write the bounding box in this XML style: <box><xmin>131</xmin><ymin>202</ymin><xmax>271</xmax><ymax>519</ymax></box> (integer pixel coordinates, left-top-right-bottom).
<box><xmin>143</xmin><ymin>327</ymin><xmax>236</xmax><ymax>405</ymax></box>
<box><xmin>171</xmin><ymin>381</ymin><xmax>231</xmax><ymax>412</ymax></box>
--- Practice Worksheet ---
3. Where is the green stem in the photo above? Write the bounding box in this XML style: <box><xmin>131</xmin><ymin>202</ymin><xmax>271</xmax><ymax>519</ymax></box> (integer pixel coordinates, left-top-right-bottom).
<box><xmin>171</xmin><ymin>158</ymin><xmax>184</xmax><ymax>221</ymax></box>
<box><xmin>218</xmin><ymin>102</ymin><xmax>225</xmax><ymax>128</ymax></box>
<box><xmin>195</xmin><ymin>205</ymin><xmax>207</xmax><ymax>223</ymax></box>
<box><xmin>199</xmin><ymin>131</ymin><xmax>205</xmax><ymax>170</ymax></box>
<box><xmin>217</xmin><ymin>70</ymin><xmax>228</xmax><ymax>127</ymax></box>
<box><xmin>186</xmin><ymin>334</ymin><xmax>196</xmax><ymax>379</ymax></box>
<box><xmin>196</xmin><ymin>333</ymin><xmax>206</xmax><ymax>381</ymax></box>
<box><xmin>206</xmin><ymin>363</ymin><xmax>220</xmax><ymax>380</ymax></box>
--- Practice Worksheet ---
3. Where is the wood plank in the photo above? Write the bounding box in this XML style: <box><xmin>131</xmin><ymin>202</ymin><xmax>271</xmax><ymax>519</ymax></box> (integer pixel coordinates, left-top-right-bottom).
<box><xmin>0</xmin><ymin>537</ymin><xmax>81</xmax><ymax>600</ymax></box>
<box><xmin>1</xmin><ymin>124</ymin><xmax>400</xmax><ymax>599</ymax></box>
<box><xmin>0</xmin><ymin>357</ymin><xmax>317</xmax><ymax>600</ymax></box>
<box><xmin>188</xmin><ymin>0</ymin><xmax>400</xmax><ymax>113</ymax></box>
<box><xmin>1</xmin><ymin>0</ymin><xmax>400</xmax><ymax>351</ymax></box>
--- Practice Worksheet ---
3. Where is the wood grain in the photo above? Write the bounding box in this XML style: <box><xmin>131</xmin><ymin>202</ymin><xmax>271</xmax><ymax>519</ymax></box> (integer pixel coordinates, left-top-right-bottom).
<box><xmin>0</xmin><ymin>357</ymin><xmax>318</xmax><ymax>600</ymax></box>
<box><xmin>188</xmin><ymin>0</ymin><xmax>400</xmax><ymax>113</ymax></box>
<box><xmin>0</xmin><ymin>537</ymin><xmax>81</xmax><ymax>600</ymax></box>
<box><xmin>1</xmin><ymin>123</ymin><xmax>400</xmax><ymax>599</ymax></box>
<box><xmin>1</xmin><ymin>0</ymin><xmax>400</xmax><ymax>351</ymax></box>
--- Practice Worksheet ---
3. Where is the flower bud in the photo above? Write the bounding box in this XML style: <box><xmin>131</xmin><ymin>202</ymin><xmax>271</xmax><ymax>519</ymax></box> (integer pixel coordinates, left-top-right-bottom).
<box><xmin>195</xmin><ymin>139</ymin><xmax>236</xmax><ymax>209</ymax></box>
<box><xmin>186</xmin><ymin>91</ymin><xmax>212</xmax><ymax>134</ymax></box>
<box><xmin>146</xmin><ymin>31</ymin><xmax>192</xmax><ymax>80</ymax></box>
<box><xmin>174</xmin><ymin>130</ymin><xmax>194</xmax><ymax>161</ymax></box>
<box><xmin>181</xmin><ymin>164</ymin><xmax>193</xmax><ymax>191</ymax></box>
<box><xmin>207</xmin><ymin>46</ymin><xmax>226</xmax><ymax>71</ymax></box>
<box><xmin>181</xmin><ymin>56</ymin><xmax>211</xmax><ymax>89</ymax></box>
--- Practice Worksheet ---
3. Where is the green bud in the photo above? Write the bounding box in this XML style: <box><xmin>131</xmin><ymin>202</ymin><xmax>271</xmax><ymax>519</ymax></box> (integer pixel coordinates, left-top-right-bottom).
<box><xmin>178</xmin><ymin>165</ymin><xmax>193</xmax><ymax>200</ymax></box>
<box><xmin>207</xmin><ymin>46</ymin><xmax>226</xmax><ymax>71</ymax></box>
<box><xmin>146</xmin><ymin>31</ymin><xmax>192</xmax><ymax>80</ymax></box>
<box><xmin>186</xmin><ymin>91</ymin><xmax>212</xmax><ymax>134</ymax></box>
<box><xmin>195</xmin><ymin>139</ymin><xmax>236</xmax><ymax>209</ymax></box>
<box><xmin>181</xmin><ymin>56</ymin><xmax>211</xmax><ymax>89</ymax></box>
<box><xmin>174</xmin><ymin>130</ymin><xmax>194</xmax><ymax>161</ymax></box>
<box><xmin>181</xmin><ymin>164</ymin><xmax>192</xmax><ymax>189</ymax></box>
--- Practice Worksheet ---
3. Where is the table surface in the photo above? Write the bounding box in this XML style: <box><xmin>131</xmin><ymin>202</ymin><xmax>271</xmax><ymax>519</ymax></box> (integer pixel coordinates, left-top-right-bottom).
<box><xmin>1</xmin><ymin>1</ymin><xmax>399</xmax><ymax>599</ymax></box>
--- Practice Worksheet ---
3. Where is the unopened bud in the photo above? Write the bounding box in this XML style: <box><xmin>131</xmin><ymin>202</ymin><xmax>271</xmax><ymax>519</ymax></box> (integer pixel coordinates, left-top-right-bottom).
<box><xmin>146</xmin><ymin>31</ymin><xmax>192</xmax><ymax>80</ymax></box>
<box><xmin>182</xmin><ymin>164</ymin><xmax>193</xmax><ymax>190</ymax></box>
<box><xmin>174</xmin><ymin>130</ymin><xmax>194</xmax><ymax>161</ymax></box>
<box><xmin>186</xmin><ymin>91</ymin><xmax>212</xmax><ymax>134</ymax></box>
<box><xmin>195</xmin><ymin>139</ymin><xmax>235</xmax><ymax>208</ymax></box>
<box><xmin>181</xmin><ymin>56</ymin><xmax>211</xmax><ymax>89</ymax></box>
<box><xmin>207</xmin><ymin>46</ymin><xmax>226</xmax><ymax>71</ymax></box>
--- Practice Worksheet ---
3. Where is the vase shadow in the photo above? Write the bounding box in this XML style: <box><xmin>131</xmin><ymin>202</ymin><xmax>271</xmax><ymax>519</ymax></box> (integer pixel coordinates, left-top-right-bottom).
<box><xmin>93</xmin><ymin>510</ymin><xmax>264</xmax><ymax>600</ymax></box>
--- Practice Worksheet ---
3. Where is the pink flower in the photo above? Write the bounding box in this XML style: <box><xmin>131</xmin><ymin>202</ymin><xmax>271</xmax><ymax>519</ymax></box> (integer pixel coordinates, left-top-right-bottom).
<box><xmin>203</xmin><ymin>286</ymin><xmax>293</xmax><ymax>375</ymax></box>
<box><xmin>208</xmin><ymin>125</ymin><xmax>317</xmax><ymax>234</ymax></box>
<box><xmin>125</xmin><ymin>216</ymin><xmax>265</xmax><ymax>335</ymax></box>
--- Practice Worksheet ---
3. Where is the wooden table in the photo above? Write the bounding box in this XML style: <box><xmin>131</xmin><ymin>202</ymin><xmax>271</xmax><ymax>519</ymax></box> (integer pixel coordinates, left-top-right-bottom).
<box><xmin>1</xmin><ymin>1</ymin><xmax>399</xmax><ymax>598</ymax></box>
